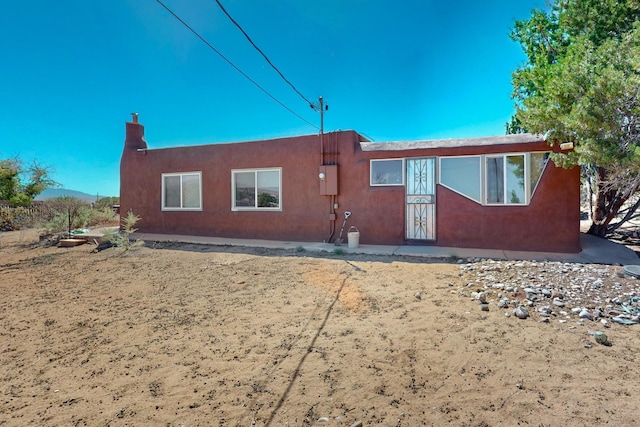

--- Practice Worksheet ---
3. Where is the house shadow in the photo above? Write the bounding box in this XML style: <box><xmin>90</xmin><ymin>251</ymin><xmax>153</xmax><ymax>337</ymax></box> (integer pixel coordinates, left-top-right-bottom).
<box><xmin>142</xmin><ymin>240</ymin><xmax>458</xmax><ymax>265</ymax></box>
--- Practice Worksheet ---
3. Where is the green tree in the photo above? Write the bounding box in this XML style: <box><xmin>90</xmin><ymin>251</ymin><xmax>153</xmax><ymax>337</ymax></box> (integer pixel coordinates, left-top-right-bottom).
<box><xmin>0</xmin><ymin>158</ymin><xmax>58</xmax><ymax>207</ymax></box>
<box><xmin>505</xmin><ymin>115</ymin><xmax>527</xmax><ymax>135</ymax></box>
<box><xmin>509</xmin><ymin>0</ymin><xmax>640</xmax><ymax>237</ymax></box>
<box><xmin>95</xmin><ymin>196</ymin><xmax>120</xmax><ymax>210</ymax></box>
<box><xmin>0</xmin><ymin>159</ymin><xmax>20</xmax><ymax>203</ymax></box>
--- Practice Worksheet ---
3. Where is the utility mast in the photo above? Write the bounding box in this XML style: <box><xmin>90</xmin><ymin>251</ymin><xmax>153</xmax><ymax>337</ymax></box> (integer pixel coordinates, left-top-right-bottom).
<box><xmin>312</xmin><ymin>96</ymin><xmax>328</xmax><ymax>164</ymax></box>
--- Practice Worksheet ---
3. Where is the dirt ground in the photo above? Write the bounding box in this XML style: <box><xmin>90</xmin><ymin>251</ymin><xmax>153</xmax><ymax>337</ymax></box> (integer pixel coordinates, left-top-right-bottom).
<box><xmin>1</xmin><ymin>229</ymin><xmax>640</xmax><ymax>426</ymax></box>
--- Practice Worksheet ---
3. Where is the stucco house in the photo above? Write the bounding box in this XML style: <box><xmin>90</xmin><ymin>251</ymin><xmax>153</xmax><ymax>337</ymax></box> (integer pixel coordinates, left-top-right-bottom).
<box><xmin>120</xmin><ymin>115</ymin><xmax>580</xmax><ymax>253</ymax></box>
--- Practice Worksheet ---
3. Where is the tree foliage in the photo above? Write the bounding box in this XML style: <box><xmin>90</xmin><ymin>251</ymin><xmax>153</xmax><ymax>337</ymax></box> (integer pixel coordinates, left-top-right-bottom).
<box><xmin>95</xmin><ymin>196</ymin><xmax>120</xmax><ymax>210</ymax></box>
<box><xmin>509</xmin><ymin>0</ymin><xmax>640</xmax><ymax>237</ymax></box>
<box><xmin>0</xmin><ymin>158</ymin><xmax>58</xmax><ymax>207</ymax></box>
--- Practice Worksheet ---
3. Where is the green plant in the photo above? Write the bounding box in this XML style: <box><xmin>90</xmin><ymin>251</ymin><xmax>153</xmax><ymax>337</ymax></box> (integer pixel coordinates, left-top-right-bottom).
<box><xmin>39</xmin><ymin>197</ymin><xmax>88</xmax><ymax>234</ymax></box>
<box><xmin>509</xmin><ymin>0</ymin><xmax>640</xmax><ymax>236</ymax></box>
<box><xmin>39</xmin><ymin>198</ymin><xmax>118</xmax><ymax>234</ymax></box>
<box><xmin>333</xmin><ymin>248</ymin><xmax>344</xmax><ymax>255</ymax></box>
<box><xmin>0</xmin><ymin>157</ymin><xmax>57</xmax><ymax>206</ymax></box>
<box><xmin>41</xmin><ymin>212</ymin><xmax>68</xmax><ymax>234</ymax></box>
<box><xmin>9</xmin><ymin>193</ymin><xmax>32</xmax><ymax>207</ymax></box>
<box><xmin>95</xmin><ymin>196</ymin><xmax>119</xmax><ymax>210</ymax></box>
<box><xmin>296</xmin><ymin>245</ymin><xmax>305</xmax><ymax>252</ymax></box>
<box><xmin>83</xmin><ymin>207</ymin><xmax>118</xmax><ymax>228</ymax></box>
<box><xmin>104</xmin><ymin>210</ymin><xmax>143</xmax><ymax>250</ymax></box>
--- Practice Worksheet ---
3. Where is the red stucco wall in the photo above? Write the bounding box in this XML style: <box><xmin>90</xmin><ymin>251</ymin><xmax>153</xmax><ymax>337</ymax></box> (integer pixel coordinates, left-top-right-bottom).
<box><xmin>120</xmin><ymin>121</ymin><xmax>580</xmax><ymax>252</ymax></box>
<box><xmin>121</xmin><ymin>124</ymin><xmax>360</xmax><ymax>242</ymax></box>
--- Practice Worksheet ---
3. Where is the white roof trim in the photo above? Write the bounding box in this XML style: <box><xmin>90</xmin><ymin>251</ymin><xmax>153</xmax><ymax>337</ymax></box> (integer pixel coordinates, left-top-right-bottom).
<box><xmin>360</xmin><ymin>133</ymin><xmax>545</xmax><ymax>151</ymax></box>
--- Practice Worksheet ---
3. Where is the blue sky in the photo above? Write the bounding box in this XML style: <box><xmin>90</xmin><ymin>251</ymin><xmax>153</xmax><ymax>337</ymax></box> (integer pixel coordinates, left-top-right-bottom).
<box><xmin>0</xmin><ymin>0</ymin><xmax>543</xmax><ymax>197</ymax></box>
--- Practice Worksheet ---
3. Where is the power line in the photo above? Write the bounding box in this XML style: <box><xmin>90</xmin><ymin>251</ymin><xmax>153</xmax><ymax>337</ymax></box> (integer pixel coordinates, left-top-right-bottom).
<box><xmin>214</xmin><ymin>0</ymin><xmax>316</xmax><ymax>109</ymax></box>
<box><xmin>155</xmin><ymin>0</ymin><xmax>319</xmax><ymax>130</ymax></box>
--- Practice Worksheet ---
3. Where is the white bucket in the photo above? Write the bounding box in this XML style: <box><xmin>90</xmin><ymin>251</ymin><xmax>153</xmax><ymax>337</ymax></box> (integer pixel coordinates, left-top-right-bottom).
<box><xmin>347</xmin><ymin>226</ymin><xmax>360</xmax><ymax>248</ymax></box>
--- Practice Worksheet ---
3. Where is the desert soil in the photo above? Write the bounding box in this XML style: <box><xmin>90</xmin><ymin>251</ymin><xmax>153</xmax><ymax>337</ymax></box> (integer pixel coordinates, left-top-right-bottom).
<box><xmin>1</xmin><ymin>229</ymin><xmax>640</xmax><ymax>426</ymax></box>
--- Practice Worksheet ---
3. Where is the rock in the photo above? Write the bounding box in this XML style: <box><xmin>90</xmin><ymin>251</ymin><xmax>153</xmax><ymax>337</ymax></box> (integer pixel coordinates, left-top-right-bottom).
<box><xmin>480</xmin><ymin>303</ymin><xmax>489</xmax><ymax>312</ymax></box>
<box><xmin>579</xmin><ymin>309</ymin><xmax>593</xmax><ymax>320</ymax></box>
<box><xmin>475</xmin><ymin>292</ymin><xmax>487</xmax><ymax>303</ymax></box>
<box><xmin>318</xmin><ymin>417</ymin><xmax>330</xmax><ymax>423</ymax></box>
<box><xmin>538</xmin><ymin>306</ymin><xmax>552</xmax><ymax>317</ymax></box>
<box><xmin>460</xmin><ymin>258</ymin><xmax>640</xmax><ymax>324</ymax></box>
<box><xmin>350</xmin><ymin>422</ymin><xmax>363</xmax><ymax>427</ymax></box>
<box><xmin>415</xmin><ymin>292</ymin><xmax>422</xmax><ymax>300</ymax></box>
<box><xmin>514</xmin><ymin>306</ymin><xmax>529</xmax><ymax>319</ymax></box>
<box><xmin>594</xmin><ymin>331</ymin><xmax>610</xmax><ymax>346</ymax></box>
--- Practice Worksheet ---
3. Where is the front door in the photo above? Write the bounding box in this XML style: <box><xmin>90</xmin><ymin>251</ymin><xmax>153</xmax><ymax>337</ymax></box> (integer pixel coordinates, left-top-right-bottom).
<box><xmin>405</xmin><ymin>157</ymin><xmax>436</xmax><ymax>240</ymax></box>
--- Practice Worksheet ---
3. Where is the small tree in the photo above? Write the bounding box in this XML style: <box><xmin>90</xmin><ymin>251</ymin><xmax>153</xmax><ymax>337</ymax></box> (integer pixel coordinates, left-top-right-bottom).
<box><xmin>105</xmin><ymin>210</ymin><xmax>143</xmax><ymax>250</ymax></box>
<box><xmin>508</xmin><ymin>0</ymin><xmax>640</xmax><ymax>237</ymax></box>
<box><xmin>0</xmin><ymin>157</ymin><xmax>58</xmax><ymax>207</ymax></box>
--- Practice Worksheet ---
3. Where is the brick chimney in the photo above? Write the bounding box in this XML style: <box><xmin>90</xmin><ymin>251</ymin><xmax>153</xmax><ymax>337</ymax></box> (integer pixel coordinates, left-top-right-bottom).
<box><xmin>124</xmin><ymin>112</ymin><xmax>147</xmax><ymax>151</ymax></box>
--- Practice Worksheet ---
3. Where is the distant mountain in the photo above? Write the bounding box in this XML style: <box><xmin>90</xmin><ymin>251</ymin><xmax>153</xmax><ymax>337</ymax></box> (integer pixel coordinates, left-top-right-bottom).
<box><xmin>34</xmin><ymin>188</ymin><xmax>112</xmax><ymax>203</ymax></box>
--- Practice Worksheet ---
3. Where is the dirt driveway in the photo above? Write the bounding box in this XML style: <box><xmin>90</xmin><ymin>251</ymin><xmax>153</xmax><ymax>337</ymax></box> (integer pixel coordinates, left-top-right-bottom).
<box><xmin>1</xmin><ymin>229</ymin><xmax>639</xmax><ymax>426</ymax></box>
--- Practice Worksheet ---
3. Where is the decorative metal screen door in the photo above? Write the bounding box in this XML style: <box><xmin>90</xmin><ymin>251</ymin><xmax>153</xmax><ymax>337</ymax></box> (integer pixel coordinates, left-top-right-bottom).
<box><xmin>406</xmin><ymin>158</ymin><xmax>436</xmax><ymax>240</ymax></box>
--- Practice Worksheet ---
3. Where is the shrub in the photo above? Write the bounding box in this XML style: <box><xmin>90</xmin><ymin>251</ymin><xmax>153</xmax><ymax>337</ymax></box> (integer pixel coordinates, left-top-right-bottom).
<box><xmin>39</xmin><ymin>197</ymin><xmax>118</xmax><ymax>234</ymax></box>
<box><xmin>9</xmin><ymin>193</ymin><xmax>32</xmax><ymax>207</ymax></box>
<box><xmin>95</xmin><ymin>196</ymin><xmax>119</xmax><ymax>210</ymax></box>
<box><xmin>104</xmin><ymin>210</ymin><xmax>143</xmax><ymax>250</ymax></box>
<box><xmin>0</xmin><ymin>206</ymin><xmax>35</xmax><ymax>231</ymax></box>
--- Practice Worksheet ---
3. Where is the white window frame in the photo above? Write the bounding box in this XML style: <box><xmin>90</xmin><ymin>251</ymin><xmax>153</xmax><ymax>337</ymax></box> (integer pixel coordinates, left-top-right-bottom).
<box><xmin>161</xmin><ymin>171</ymin><xmax>203</xmax><ymax>211</ymax></box>
<box><xmin>370</xmin><ymin>158</ymin><xmax>405</xmax><ymax>186</ymax></box>
<box><xmin>438</xmin><ymin>155</ymin><xmax>482</xmax><ymax>203</ymax></box>
<box><xmin>484</xmin><ymin>154</ymin><xmax>528</xmax><ymax>206</ymax></box>
<box><xmin>529</xmin><ymin>151</ymin><xmax>550</xmax><ymax>198</ymax></box>
<box><xmin>231</xmin><ymin>168</ymin><xmax>282</xmax><ymax>211</ymax></box>
<box><xmin>438</xmin><ymin>152</ymin><xmax>550</xmax><ymax>206</ymax></box>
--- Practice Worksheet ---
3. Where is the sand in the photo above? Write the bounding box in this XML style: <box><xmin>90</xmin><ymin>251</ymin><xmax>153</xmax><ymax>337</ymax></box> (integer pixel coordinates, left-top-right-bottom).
<box><xmin>1</xmin><ymin>229</ymin><xmax>639</xmax><ymax>426</ymax></box>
